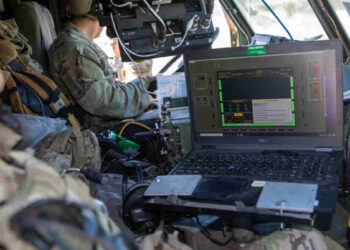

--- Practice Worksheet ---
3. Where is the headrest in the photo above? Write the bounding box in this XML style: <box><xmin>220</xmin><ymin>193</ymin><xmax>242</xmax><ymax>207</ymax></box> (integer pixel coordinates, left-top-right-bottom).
<box><xmin>0</xmin><ymin>0</ymin><xmax>5</xmax><ymax>13</ymax></box>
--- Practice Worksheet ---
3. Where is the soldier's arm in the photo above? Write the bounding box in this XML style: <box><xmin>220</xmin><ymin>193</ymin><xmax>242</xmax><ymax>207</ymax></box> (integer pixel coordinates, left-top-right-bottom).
<box><xmin>59</xmin><ymin>47</ymin><xmax>151</xmax><ymax>119</ymax></box>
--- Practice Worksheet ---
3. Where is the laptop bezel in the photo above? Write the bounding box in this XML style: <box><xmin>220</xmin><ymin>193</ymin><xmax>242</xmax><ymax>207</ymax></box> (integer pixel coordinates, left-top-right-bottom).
<box><xmin>184</xmin><ymin>40</ymin><xmax>344</xmax><ymax>151</ymax></box>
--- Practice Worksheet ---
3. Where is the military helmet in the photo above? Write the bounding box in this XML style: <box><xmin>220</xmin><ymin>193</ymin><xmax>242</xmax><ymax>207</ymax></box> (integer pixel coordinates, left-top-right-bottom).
<box><xmin>66</xmin><ymin>0</ymin><xmax>97</xmax><ymax>18</ymax></box>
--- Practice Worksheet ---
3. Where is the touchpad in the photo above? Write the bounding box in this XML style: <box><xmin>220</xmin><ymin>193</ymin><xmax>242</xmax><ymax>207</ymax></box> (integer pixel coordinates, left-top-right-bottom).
<box><xmin>192</xmin><ymin>177</ymin><xmax>261</xmax><ymax>205</ymax></box>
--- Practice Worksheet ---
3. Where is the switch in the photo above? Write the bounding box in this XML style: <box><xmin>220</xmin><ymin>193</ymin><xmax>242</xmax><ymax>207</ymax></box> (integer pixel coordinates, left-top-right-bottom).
<box><xmin>313</xmin><ymin>62</ymin><xmax>319</xmax><ymax>78</ymax></box>
<box><xmin>314</xmin><ymin>83</ymin><xmax>320</xmax><ymax>99</ymax></box>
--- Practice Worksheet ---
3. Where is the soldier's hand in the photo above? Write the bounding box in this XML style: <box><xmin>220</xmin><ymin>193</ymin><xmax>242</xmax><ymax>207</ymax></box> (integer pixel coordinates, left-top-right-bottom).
<box><xmin>148</xmin><ymin>77</ymin><xmax>157</xmax><ymax>92</ymax></box>
<box><xmin>148</xmin><ymin>95</ymin><xmax>158</xmax><ymax>109</ymax></box>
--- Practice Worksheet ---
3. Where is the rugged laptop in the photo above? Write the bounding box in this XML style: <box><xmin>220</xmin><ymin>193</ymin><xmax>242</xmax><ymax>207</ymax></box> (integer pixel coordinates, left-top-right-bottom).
<box><xmin>169</xmin><ymin>40</ymin><xmax>343</xmax><ymax>228</ymax></box>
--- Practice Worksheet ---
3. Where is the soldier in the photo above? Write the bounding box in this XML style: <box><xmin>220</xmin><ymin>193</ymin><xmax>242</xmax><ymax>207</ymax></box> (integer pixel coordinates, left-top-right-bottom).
<box><xmin>0</xmin><ymin>117</ymin><xmax>130</xmax><ymax>250</ymax></box>
<box><xmin>48</xmin><ymin>0</ymin><xmax>153</xmax><ymax>132</ymax></box>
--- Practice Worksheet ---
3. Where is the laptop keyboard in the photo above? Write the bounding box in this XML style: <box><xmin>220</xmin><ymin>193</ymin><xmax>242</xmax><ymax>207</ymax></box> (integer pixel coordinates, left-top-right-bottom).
<box><xmin>173</xmin><ymin>153</ymin><xmax>337</xmax><ymax>183</ymax></box>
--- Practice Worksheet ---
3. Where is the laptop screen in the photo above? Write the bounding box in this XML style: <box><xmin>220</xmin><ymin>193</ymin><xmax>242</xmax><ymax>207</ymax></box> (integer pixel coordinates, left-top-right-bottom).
<box><xmin>185</xmin><ymin>41</ymin><xmax>343</xmax><ymax>150</ymax></box>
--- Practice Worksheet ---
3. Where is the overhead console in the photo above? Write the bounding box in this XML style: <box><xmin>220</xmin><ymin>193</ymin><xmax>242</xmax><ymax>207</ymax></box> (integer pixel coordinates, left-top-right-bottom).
<box><xmin>96</xmin><ymin>0</ymin><xmax>216</xmax><ymax>61</ymax></box>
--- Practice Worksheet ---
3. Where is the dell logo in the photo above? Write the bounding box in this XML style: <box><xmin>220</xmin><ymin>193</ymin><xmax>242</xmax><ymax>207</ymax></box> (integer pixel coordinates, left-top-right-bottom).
<box><xmin>258</xmin><ymin>139</ymin><xmax>268</xmax><ymax>143</ymax></box>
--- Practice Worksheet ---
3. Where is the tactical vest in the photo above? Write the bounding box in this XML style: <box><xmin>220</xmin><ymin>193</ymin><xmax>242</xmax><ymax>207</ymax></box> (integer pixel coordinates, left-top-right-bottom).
<box><xmin>34</xmin><ymin>127</ymin><xmax>101</xmax><ymax>174</ymax></box>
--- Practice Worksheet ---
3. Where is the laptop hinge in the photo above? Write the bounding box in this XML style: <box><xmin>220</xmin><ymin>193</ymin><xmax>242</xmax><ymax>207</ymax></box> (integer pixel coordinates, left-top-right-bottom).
<box><xmin>201</xmin><ymin>145</ymin><xmax>216</xmax><ymax>149</ymax></box>
<box><xmin>315</xmin><ymin>147</ymin><xmax>333</xmax><ymax>152</ymax></box>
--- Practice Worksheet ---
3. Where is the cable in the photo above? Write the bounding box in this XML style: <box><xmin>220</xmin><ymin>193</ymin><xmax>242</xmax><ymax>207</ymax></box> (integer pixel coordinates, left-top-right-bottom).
<box><xmin>171</xmin><ymin>15</ymin><xmax>198</xmax><ymax>51</ymax></box>
<box><xmin>110</xmin><ymin>0</ymin><xmax>134</xmax><ymax>8</ymax></box>
<box><xmin>122</xmin><ymin>172</ymin><xmax>128</xmax><ymax>200</ymax></box>
<box><xmin>195</xmin><ymin>216</ymin><xmax>234</xmax><ymax>246</ymax></box>
<box><xmin>205</xmin><ymin>0</ymin><xmax>215</xmax><ymax>17</ymax></box>
<box><xmin>155</xmin><ymin>0</ymin><xmax>163</xmax><ymax>12</ymax></box>
<box><xmin>261</xmin><ymin>0</ymin><xmax>294</xmax><ymax>42</ymax></box>
<box><xmin>142</xmin><ymin>0</ymin><xmax>166</xmax><ymax>43</ymax></box>
<box><xmin>118</xmin><ymin>121</ymin><xmax>152</xmax><ymax>138</ymax></box>
<box><xmin>110</xmin><ymin>13</ymin><xmax>161</xmax><ymax>58</ymax></box>
<box><xmin>109</xmin><ymin>13</ymin><xmax>157</xmax><ymax>96</ymax></box>
<box><xmin>166</xmin><ymin>27</ymin><xmax>182</xmax><ymax>37</ymax></box>
<box><xmin>201</xmin><ymin>0</ymin><xmax>214</xmax><ymax>29</ymax></box>
<box><xmin>317</xmin><ymin>0</ymin><xmax>350</xmax><ymax>64</ymax></box>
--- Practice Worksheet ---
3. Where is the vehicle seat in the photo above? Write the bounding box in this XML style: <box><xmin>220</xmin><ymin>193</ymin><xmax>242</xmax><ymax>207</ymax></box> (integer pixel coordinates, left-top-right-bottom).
<box><xmin>0</xmin><ymin>0</ymin><xmax>5</xmax><ymax>19</ymax></box>
<box><xmin>13</xmin><ymin>1</ymin><xmax>57</xmax><ymax>75</ymax></box>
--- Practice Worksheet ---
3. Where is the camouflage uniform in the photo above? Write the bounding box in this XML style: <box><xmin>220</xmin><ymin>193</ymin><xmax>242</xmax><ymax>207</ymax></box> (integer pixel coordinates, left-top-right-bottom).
<box><xmin>0</xmin><ymin>120</ymin><xmax>128</xmax><ymax>250</ymax></box>
<box><xmin>49</xmin><ymin>23</ymin><xmax>151</xmax><ymax>132</ymax></box>
<box><xmin>140</xmin><ymin>230</ymin><xmax>192</xmax><ymax>250</ymax></box>
<box><xmin>244</xmin><ymin>228</ymin><xmax>344</xmax><ymax>250</ymax></box>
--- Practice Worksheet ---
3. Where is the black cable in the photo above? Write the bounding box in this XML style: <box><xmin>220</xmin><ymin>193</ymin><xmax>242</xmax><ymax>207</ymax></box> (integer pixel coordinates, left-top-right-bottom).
<box><xmin>206</xmin><ymin>0</ymin><xmax>215</xmax><ymax>15</ymax></box>
<box><xmin>195</xmin><ymin>216</ymin><xmax>233</xmax><ymax>246</ymax></box>
<box><xmin>136</xmin><ymin>165</ymin><xmax>143</xmax><ymax>183</ymax></box>
<box><xmin>201</xmin><ymin>0</ymin><xmax>214</xmax><ymax>28</ymax></box>
<box><xmin>101</xmin><ymin>157</ymin><xmax>124</xmax><ymax>173</ymax></box>
<box><xmin>143</xmin><ymin>168</ymin><xmax>161</xmax><ymax>180</ymax></box>
<box><xmin>142</xmin><ymin>0</ymin><xmax>166</xmax><ymax>43</ymax></box>
<box><xmin>122</xmin><ymin>173</ymin><xmax>128</xmax><ymax>202</ymax></box>
<box><xmin>222</xmin><ymin>218</ymin><xmax>227</xmax><ymax>238</ymax></box>
<box><xmin>121</xmin><ymin>163</ymin><xmax>143</xmax><ymax>202</ymax></box>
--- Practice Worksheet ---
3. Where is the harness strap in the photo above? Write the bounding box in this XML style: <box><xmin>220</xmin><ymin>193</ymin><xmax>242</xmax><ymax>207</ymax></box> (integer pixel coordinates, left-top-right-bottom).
<box><xmin>6</xmin><ymin>76</ymin><xmax>25</xmax><ymax>114</ymax></box>
<box><xmin>16</xmin><ymin>56</ymin><xmax>29</xmax><ymax>72</ymax></box>
<box><xmin>21</xmin><ymin>72</ymin><xmax>71</xmax><ymax>114</ymax></box>
<box><xmin>22</xmin><ymin>104</ymin><xmax>37</xmax><ymax>116</ymax></box>
<box><xmin>71</xmin><ymin>128</ymin><xmax>85</xmax><ymax>169</ymax></box>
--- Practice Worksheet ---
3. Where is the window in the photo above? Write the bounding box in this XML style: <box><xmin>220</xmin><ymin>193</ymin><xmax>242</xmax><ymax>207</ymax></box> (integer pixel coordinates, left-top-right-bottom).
<box><xmin>235</xmin><ymin>0</ymin><xmax>328</xmax><ymax>41</ymax></box>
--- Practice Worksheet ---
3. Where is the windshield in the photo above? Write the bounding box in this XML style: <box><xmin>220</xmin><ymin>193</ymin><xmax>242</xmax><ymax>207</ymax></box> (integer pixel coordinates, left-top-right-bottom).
<box><xmin>329</xmin><ymin>0</ymin><xmax>350</xmax><ymax>41</ymax></box>
<box><xmin>235</xmin><ymin>0</ymin><xmax>328</xmax><ymax>41</ymax></box>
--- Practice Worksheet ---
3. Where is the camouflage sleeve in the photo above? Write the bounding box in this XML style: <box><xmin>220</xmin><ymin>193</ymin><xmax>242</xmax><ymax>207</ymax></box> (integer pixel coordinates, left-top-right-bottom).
<box><xmin>60</xmin><ymin>46</ymin><xmax>150</xmax><ymax>119</ymax></box>
<box><xmin>244</xmin><ymin>228</ymin><xmax>344</xmax><ymax>250</ymax></box>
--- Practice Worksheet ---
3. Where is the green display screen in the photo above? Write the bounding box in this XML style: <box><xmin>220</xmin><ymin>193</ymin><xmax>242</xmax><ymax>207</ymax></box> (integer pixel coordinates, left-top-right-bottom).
<box><xmin>218</xmin><ymin>68</ymin><xmax>295</xmax><ymax>127</ymax></box>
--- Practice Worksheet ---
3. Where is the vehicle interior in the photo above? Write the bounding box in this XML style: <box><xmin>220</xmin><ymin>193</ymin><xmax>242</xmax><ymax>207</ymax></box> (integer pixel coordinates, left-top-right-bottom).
<box><xmin>1</xmin><ymin>0</ymin><xmax>350</xmax><ymax>249</ymax></box>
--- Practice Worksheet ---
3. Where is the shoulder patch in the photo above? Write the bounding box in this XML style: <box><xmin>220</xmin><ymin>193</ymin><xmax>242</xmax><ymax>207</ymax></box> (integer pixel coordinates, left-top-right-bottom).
<box><xmin>79</xmin><ymin>46</ymin><xmax>103</xmax><ymax>69</ymax></box>
<box><xmin>83</xmin><ymin>46</ymin><xmax>99</xmax><ymax>59</ymax></box>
